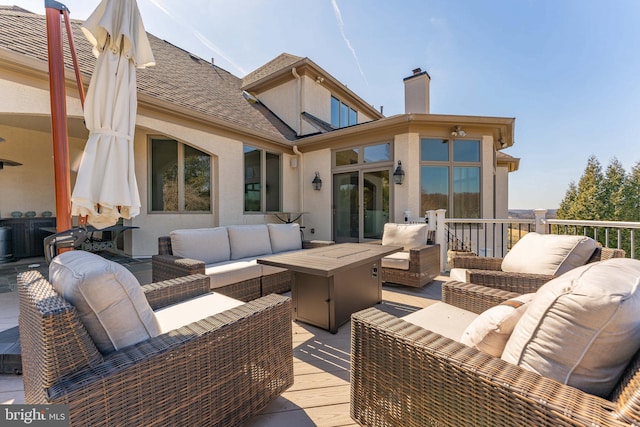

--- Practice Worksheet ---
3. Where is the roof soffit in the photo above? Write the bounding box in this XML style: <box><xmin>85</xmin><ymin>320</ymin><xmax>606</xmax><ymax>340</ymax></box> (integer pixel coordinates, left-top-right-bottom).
<box><xmin>294</xmin><ymin>114</ymin><xmax>515</xmax><ymax>152</ymax></box>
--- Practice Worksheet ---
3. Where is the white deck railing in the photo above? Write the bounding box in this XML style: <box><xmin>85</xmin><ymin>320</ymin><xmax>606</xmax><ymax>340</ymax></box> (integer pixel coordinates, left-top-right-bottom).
<box><xmin>419</xmin><ymin>209</ymin><xmax>640</xmax><ymax>272</ymax></box>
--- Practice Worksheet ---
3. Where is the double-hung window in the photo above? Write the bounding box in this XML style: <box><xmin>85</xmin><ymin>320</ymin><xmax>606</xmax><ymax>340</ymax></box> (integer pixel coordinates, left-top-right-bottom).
<box><xmin>331</xmin><ymin>96</ymin><xmax>357</xmax><ymax>128</ymax></box>
<box><xmin>150</xmin><ymin>138</ymin><xmax>211</xmax><ymax>212</ymax></box>
<box><xmin>244</xmin><ymin>145</ymin><xmax>281</xmax><ymax>212</ymax></box>
<box><xmin>420</xmin><ymin>138</ymin><xmax>481</xmax><ymax>218</ymax></box>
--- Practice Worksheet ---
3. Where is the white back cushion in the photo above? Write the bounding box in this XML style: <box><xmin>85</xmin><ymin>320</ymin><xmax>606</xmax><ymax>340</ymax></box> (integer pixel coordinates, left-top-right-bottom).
<box><xmin>50</xmin><ymin>251</ymin><xmax>160</xmax><ymax>354</ymax></box>
<box><xmin>227</xmin><ymin>224</ymin><xmax>272</xmax><ymax>259</ymax></box>
<box><xmin>170</xmin><ymin>227</ymin><xmax>230</xmax><ymax>264</ymax></box>
<box><xmin>267</xmin><ymin>223</ymin><xmax>302</xmax><ymax>253</ymax></box>
<box><xmin>381</xmin><ymin>223</ymin><xmax>428</xmax><ymax>251</ymax></box>
<box><xmin>501</xmin><ymin>233</ymin><xmax>597</xmax><ymax>276</ymax></box>
<box><xmin>502</xmin><ymin>258</ymin><xmax>640</xmax><ymax>397</ymax></box>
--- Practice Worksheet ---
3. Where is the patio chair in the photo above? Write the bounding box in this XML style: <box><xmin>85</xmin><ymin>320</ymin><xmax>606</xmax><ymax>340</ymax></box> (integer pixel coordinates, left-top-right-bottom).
<box><xmin>449</xmin><ymin>232</ymin><xmax>625</xmax><ymax>294</ymax></box>
<box><xmin>18</xmin><ymin>250</ymin><xmax>293</xmax><ymax>427</ymax></box>
<box><xmin>378</xmin><ymin>223</ymin><xmax>440</xmax><ymax>288</ymax></box>
<box><xmin>351</xmin><ymin>258</ymin><xmax>640</xmax><ymax>426</ymax></box>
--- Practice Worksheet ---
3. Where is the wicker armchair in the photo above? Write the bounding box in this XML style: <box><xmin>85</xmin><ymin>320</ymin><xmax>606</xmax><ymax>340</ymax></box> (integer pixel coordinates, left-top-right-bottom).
<box><xmin>376</xmin><ymin>223</ymin><xmax>440</xmax><ymax>288</ymax></box>
<box><xmin>351</xmin><ymin>280</ymin><xmax>640</xmax><ymax>426</ymax></box>
<box><xmin>18</xmin><ymin>270</ymin><xmax>293</xmax><ymax>427</ymax></box>
<box><xmin>450</xmin><ymin>246</ymin><xmax>625</xmax><ymax>294</ymax></box>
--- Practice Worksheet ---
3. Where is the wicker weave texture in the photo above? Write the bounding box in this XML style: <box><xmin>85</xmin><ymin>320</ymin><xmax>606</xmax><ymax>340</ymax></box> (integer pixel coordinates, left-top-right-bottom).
<box><xmin>381</xmin><ymin>244</ymin><xmax>440</xmax><ymax>288</ymax></box>
<box><xmin>450</xmin><ymin>247</ymin><xmax>626</xmax><ymax>294</ymax></box>
<box><xmin>18</xmin><ymin>271</ymin><xmax>293</xmax><ymax>427</ymax></box>
<box><xmin>351</xmin><ymin>306</ymin><xmax>636</xmax><ymax>426</ymax></box>
<box><xmin>261</xmin><ymin>270</ymin><xmax>293</xmax><ymax>295</ymax></box>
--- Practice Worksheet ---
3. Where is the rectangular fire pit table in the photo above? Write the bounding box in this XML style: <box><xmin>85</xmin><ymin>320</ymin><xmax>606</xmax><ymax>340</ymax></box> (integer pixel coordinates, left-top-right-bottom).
<box><xmin>257</xmin><ymin>243</ymin><xmax>402</xmax><ymax>333</ymax></box>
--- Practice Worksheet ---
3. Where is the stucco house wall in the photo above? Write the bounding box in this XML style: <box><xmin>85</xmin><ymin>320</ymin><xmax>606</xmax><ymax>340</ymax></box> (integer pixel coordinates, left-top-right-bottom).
<box><xmin>0</xmin><ymin>8</ymin><xmax>519</xmax><ymax>259</ymax></box>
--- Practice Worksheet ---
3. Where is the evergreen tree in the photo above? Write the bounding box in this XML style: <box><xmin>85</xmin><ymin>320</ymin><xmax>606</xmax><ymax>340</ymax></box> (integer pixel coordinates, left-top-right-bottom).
<box><xmin>557</xmin><ymin>181</ymin><xmax>578</xmax><ymax>219</ymax></box>
<box><xmin>570</xmin><ymin>155</ymin><xmax>604</xmax><ymax>221</ymax></box>
<box><xmin>601</xmin><ymin>157</ymin><xmax>627</xmax><ymax>221</ymax></box>
<box><xmin>621</xmin><ymin>161</ymin><xmax>640</xmax><ymax>222</ymax></box>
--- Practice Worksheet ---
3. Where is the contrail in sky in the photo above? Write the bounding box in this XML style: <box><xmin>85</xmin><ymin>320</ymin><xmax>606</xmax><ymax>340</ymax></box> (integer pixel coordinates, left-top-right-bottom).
<box><xmin>331</xmin><ymin>0</ymin><xmax>370</xmax><ymax>92</ymax></box>
<box><xmin>146</xmin><ymin>0</ymin><xmax>246</xmax><ymax>75</ymax></box>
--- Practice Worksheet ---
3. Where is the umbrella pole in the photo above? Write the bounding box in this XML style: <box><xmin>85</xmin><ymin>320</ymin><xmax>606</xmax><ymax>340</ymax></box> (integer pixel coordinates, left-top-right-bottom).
<box><xmin>45</xmin><ymin>0</ymin><xmax>72</xmax><ymax>233</ymax></box>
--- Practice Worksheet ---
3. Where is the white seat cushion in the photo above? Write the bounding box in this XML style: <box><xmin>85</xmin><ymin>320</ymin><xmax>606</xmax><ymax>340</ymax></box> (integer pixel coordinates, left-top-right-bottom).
<box><xmin>170</xmin><ymin>227</ymin><xmax>230</xmax><ymax>264</ymax></box>
<box><xmin>381</xmin><ymin>252</ymin><xmax>410</xmax><ymax>270</ymax></box>
<box><xmin>461</xmin><ymin>293</ymin><xmax>535</xmax><ymax>357</ymax></box>
<box><xmin>402</xmin><ymin>302</ymin><xmax>478</xmax><ymax>342</ymax></box>
<box><xmin>49</xmin><ymin>251</ymin><xmax>160</xmax><ymax>353</ymax></box>
<box><xmin>154</xmin><ymin>292</ymin><xmax>244</xmax><ymax>333</ymax></box>
<box><xmin>267</xmin><ymin>223</ymin><xmax>302</xmax><ymax>253</ymax></box>
<box><xmin>204</xmin><ymin>259</ymin><xmax>262</xmax><ymax>289</ymax></box>
<box><xmin>382</xmin><ymin>223</ymin><xmax>427</xmax><ymax>251</ymax></box>
<box><xmin>227</xmin><ymin>224</ymin><xmax>272</xmax><ymax>260</ymax></box>
<box><xmin>501</xmin><ymin>233</ymin><xmax>597</xmax><ymax>276</ymax></box>
<box><xmin>502</xmin><ymin>258</ymin><xmax>640</xmax><ymax>397</ymax></box>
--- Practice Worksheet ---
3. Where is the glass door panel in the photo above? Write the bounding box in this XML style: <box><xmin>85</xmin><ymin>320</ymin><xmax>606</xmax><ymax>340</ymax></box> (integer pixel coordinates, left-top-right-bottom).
<box><xmin>333</xmin><ymin>172</ymin><xmax>359</xmax><ymax>243</ymax></box>
<box><xmin>363</xmin><ymin>170</ymin><xmax>389</xmax><ymax>239</ymax></box>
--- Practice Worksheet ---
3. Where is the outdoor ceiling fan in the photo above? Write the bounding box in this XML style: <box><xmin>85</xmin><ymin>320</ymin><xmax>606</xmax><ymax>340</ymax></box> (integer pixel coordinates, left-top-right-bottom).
<box><xmin>0</xmin><ymin>159</ymin><xmax>22</xmax><ymax>170</ymax></box>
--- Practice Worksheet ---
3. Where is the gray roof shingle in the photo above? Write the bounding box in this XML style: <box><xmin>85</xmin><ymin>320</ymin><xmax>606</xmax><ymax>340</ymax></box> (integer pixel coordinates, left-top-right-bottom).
<box><xmin>0</xmin><ymin>7</ymin><xmax>298</xmax><ymax>142</ymax></box>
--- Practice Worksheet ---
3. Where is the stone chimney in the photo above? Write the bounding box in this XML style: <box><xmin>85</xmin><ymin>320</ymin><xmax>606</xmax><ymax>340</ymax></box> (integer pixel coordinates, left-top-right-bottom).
<box><xmin>403</xmin><ymin>68</ymin><xmax>430</xmax><ymax>114</ymax></box>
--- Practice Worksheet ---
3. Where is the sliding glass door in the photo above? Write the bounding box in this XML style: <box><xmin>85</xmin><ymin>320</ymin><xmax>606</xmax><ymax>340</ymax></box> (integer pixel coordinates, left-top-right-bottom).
<box><xmin>333</xmin><ymin>169</ymin><xmax>389</xmax><ymax>243</ymax></box>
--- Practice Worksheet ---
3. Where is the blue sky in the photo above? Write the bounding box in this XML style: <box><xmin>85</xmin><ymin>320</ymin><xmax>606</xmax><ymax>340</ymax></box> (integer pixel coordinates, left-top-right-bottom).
<box><xmin>12</xmin><ymin>0</ymin><xmax>640</xmax><ymax>209</ymax></box>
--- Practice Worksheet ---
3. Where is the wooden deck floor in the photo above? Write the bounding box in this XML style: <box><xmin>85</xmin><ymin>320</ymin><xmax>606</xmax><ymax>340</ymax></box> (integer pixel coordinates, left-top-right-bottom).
<box><xmin>0</xmin><ymin>275</ymin><xmax>445</xmax><ymax>426</ymax></box>
<box><xmin>246</xmin><ymin>278</ymin><xmax>444</xmax><ymax>427</ymax></box>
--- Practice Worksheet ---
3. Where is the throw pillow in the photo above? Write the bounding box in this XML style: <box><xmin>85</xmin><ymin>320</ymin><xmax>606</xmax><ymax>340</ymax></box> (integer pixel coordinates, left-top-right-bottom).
<box><xmin>49</xmin><ymin>250</ymin><xmax>160</xmax><ymax>353</ymax></box>
<box><xmin>460</xmin><ymin>293</ymin><xmax>535</xmax><ymax>357</ymax></box>
<box><xmin>502</xmin><ymin>258</ymin><xmax>640</xmax><ymax>397</ymax></box>
<box><xmin>501</xmin><ymin>233</ymin><xmax>597</xmax><ymax>276</ymax></box>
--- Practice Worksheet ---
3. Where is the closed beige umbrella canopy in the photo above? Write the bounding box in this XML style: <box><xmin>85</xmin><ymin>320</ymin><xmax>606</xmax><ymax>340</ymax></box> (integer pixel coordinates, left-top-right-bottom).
<box><xmin>71</xmin><ymin>0</ymin><xmax>154</xmax><ymax>229</ymax></box>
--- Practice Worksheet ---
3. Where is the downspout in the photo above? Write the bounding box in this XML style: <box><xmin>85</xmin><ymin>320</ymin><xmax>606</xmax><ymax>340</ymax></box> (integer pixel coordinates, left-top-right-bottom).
<box><xmin>291</xmin><ymin>67</ymin><xmax>302</xmax><ymax>136</ymax></box>
<box><xmin>293</xmin><ymin>145</ymin><xmax>304</xmax><ymax>219</ymax></box>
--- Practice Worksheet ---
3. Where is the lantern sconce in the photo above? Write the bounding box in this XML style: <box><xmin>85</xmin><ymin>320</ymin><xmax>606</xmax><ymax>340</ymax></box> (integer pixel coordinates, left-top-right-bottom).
<box><xmin>312</xmin><ymin>171</ymin><xmax>322</xmax><ymax>190</ymax></box>
<box><xmin>393</xmin><ymin>161</ymin><xmax>405</xmax><ymax>185</ymax></box>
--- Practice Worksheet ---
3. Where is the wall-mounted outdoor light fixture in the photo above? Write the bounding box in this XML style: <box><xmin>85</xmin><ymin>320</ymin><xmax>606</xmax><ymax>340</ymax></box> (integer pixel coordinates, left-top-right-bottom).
<box><xmin>393</xmin><ymin>161</ymin><xmax>405</xmax><ymax>185</ymax></box>
<box><xmin>312</xmin><ymin>172</ymin><xmax>322</xmax><ymax>190</ymax></box>
<box><xmin>451</xmin><ymin>125</ymin><xmax>466</xmax><ymax>137</ymax></box>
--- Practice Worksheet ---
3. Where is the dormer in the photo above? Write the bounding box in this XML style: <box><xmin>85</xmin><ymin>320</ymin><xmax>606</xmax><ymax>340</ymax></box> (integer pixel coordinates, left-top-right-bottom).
<box><xmin>242</xmin><ymin>53</ymin><xmax>383</xmax><ymax>136</ymax></box>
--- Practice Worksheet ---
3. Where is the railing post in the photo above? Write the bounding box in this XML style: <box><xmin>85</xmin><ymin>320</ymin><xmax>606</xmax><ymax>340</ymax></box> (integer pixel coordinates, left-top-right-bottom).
<box><xmin>435</xmin><ymin>209</ymin><xmax>447</xmax><ymax>272</ymax></box>
<box><xmin>425</xmin><ymin>210</ymin><xmax>436</xmax><ymax>231</ymax></box>
<box><xmin>534</xmin><ymin>209</ymin><xmax>548</xmax><ymax>234</ymax></box>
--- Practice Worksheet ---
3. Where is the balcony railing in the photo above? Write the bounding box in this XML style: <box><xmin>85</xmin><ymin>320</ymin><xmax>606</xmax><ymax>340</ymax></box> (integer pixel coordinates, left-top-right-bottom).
<box><xmin>421</xmin><ymin>209</ymin><xmax>640</xmax><ymax>272</ymax></box>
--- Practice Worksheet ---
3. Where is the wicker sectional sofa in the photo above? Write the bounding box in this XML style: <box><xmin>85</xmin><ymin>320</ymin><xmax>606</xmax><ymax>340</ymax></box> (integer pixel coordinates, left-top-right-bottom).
<box><xmin>152</xmin><ymin>223</ymin><xmax>330</xmax><ymax>301</ymax></box>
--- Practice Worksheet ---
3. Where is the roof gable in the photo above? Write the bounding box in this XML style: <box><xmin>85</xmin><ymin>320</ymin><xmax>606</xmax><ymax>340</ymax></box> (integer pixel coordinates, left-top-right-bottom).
<box><xmin>242</xmin><ymin>52</ymin><xmax>303</xmax><ymax>87</ymax></box>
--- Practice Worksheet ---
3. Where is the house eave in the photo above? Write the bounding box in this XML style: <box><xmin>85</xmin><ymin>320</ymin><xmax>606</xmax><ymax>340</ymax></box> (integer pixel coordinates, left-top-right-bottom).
<box><xmin>294</xmin><ymin>113</ymin><xmax>516</xmax><ymax>152</ymax></box>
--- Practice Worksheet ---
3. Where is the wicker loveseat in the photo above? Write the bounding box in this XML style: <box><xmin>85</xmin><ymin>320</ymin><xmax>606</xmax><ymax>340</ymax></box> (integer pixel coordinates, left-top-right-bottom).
<box><xmin>152</xmin><ymin>223</ymin><xmax>331</xmax><ymax>301</ymax></box>
<box><xmin>450</xmin><ymin>233</ymin><xmax>625</xmax><ymax>294</ymax></box>
<box><xmin>18</xmin><ymin>252</ymin><xmax>293</xmax><ymax>427</ymax></box>
<box><xmin>351</xmin><ymin>276</ymin><xmax>640</xmax><ymax>426</ymax></box>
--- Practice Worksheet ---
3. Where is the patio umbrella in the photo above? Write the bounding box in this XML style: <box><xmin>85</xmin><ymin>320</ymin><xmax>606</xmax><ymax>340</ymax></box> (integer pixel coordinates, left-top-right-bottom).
<box><xmin>71</xmin><ymin>0</ymin><xmax>154</xmax><ymax>229</ymax></box>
